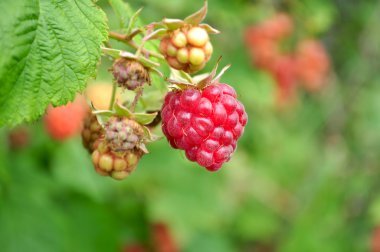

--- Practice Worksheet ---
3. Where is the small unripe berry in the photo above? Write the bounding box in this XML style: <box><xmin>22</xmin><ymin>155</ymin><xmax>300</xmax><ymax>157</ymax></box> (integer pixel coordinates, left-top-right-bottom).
<box><xmin>91</xmin><ymin>138</ymin><xmax>144</xmax><ymax>180</ymax></box>
<box><xmin>99</xmin><ymin>154</ymin><xmax>113</xmax><ymax>172</ymax></box>
<box><xmin>171</xmin><ymin>31</ymin><xmax>187</xmax><ymax>48</ymax></box>
<box><xmin>187</xmin><ymin>27</ymin><xmax>209</xmax><ymax>47</ymax></box>
<box><xmin>166</xmin><ymin>43</ymin><xmax>178</xmax><ymax>57</ymax></box>
<box><xmin>160</xmin><ymin>26</ymin><xmax>213</xmax><ymax>73</ymax></box>
<box><xmin>189</xmin><ymin>48</ymin><xmax>205</xmax><ymax>65</ymax></box>
<box><xmin>176</xmin><ymin>48</ymin><xmax>189</xmax><ymax>64</ymax></box>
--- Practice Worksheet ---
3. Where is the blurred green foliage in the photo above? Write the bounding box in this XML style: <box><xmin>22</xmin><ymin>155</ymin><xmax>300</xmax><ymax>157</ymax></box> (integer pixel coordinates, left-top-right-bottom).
<box><xmin>1</xmin><ymin>0</ymin><xmax>380</xmax><ymax>251</ymax></box>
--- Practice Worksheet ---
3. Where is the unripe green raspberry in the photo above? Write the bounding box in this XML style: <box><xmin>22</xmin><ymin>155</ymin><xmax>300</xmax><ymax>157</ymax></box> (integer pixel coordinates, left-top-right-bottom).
<box><xmin>91</xmin><ymin>138</ymin><xmax>144</xmax><ymax>180</ymax></box>
<box><xmin>189</xmin><ymin>48</ymin><xmax>206</xmax><ymax>65</ymax></box>
<box><xmin>112</xmin><ymin>58</ymin><xmax>150</xmax><ymax>91</ymax></box>
<box><xmin>187</xmin><ymin>27</ymin><xmax>209</xmax><ymax>47</ymax></box>
<box><xmin>160</xmin><ymin>26</ymin><xmax>213</xmax><ymax>73</ymax></box>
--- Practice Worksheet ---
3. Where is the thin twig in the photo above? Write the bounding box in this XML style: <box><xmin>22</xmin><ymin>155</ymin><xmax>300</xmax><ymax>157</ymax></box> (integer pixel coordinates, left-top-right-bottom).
<box><xmin>109</xmin><ymin>81</ymin><xmax>117</xmax><ymax>110</ymax></box>
<box><xmin>108</xmin><ymin>31</ymin><xmax>164</xmax><ymax>59</ymax></box>
<box><xmin>130</xmin><ymin>87</ymin><xmax>144</xmax><ymax>112</ymax></box>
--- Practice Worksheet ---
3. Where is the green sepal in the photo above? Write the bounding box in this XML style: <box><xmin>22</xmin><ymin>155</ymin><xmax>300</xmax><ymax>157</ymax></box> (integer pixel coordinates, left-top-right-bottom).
<box><xmin>162</xmin><ymin>18</ymin><xmax>185</xmax><ymax>30</ymax></box>
<box><xmin>134</xmin><ymin>112</ymin><xmax>158</xmax><ymax>125</ymax></box>
<box><xmin>138</xmin><ymin>143</ymin><xmax>149</xmax><ymax>154</ymax></box>
<box><xmin>137</xmin><ymin>55</ymin><xmax>160</xmax><ymax>68</ymax></box>
<box><xmin>114</xmin><ymin>102</ymin><xmax>134</xmax><ymax>118</ymax></box>
<box><xmin>102</xmin><ymin>47</ymin><xmax>124</xmax><ymax>58</ymax></box>
<box><xmin>170</xmin><ymin>69</ymin><xmax>194</xmax><ymax>84</ymax></box>
<box><xmin>126</xmin><ymin>7</ymin><xmax>143</xmax><ymax>34</ymax></box>
<box><xmin>142</xmin><ymin>126</ymin><xmax>162</xmax><ymax>142</ymax></box>
<box><xmin>212</xmin><ymin>64</ymin><xmax>231</xmax><ymax>83</ymax></box>
<box><xmin>92</xmin><ymin>110</ymin><xmax>113</xmax><ymax>127</ymax></box>
<box><xmin>184</xmin><ymin>1</ymin><xmax>208</xmax><ymax>25</ymax></box>
<box><xmin>144</xmin><ymin>28</ymin><xmax>167</xmax><ymax>40</ymax></box>
<box><xmin>199</xmin><ymin>23</ymin><xmax>220</xmax><ymax>34</ymax></box>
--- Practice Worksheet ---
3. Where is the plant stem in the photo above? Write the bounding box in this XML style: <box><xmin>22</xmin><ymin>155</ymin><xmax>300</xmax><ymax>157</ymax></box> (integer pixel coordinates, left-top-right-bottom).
<box><xmin>108</xmin><ymin>31</ymin><xmax>164</xmax><ymax>59</ymax></box>
<box><xmin>109</xmin><ymin>81</ymin><xmax>117</xmax><ymax>110</ymax></box>
<box><xmin>130</xmin><ymin>87</ymin><xmax>144</xmax><ymax>112</ymax></box>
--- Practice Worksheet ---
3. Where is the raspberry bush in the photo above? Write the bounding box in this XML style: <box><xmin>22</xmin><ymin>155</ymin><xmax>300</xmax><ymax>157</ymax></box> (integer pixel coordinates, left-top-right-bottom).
<box><xmin>0</xmin><ymin>0</ymin><xmax>247</xmax><ymax>179</ymax></box>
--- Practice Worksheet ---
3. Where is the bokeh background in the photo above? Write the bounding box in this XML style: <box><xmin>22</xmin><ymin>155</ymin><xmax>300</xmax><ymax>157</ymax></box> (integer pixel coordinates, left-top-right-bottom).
<box><xmin>1</xmin><ymin>0</ymin><xmax>380</xmax><ymax>251</ymax></box>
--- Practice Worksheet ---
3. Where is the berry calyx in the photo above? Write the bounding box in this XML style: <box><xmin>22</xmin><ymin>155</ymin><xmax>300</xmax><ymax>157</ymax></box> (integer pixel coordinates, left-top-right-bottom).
<box><xmin>104</xmin><ymin>116</ymin><xmax>145</xmax><ymax>152</ymax></box>
<box><xmin>91</xmin><ymin>138</ymin><xmax>144</xmax><ymax>180</ymax></box>
<box><xmin>81</xmin><ymin>113</ymin><xmax>104</xmax><ymax>153</ymax></box>
<box><xmin>112</xmin><ymin>58</ymin><xmax>150</xmax><ymax>91</ymax></box>
<box><xmin>161</xmin><ymin>83</ymin><xmax>247</xmax><ymax>171</ymax></box>
<box><xmin>159</xmin><ymin>26</ymin><xmax>213</xmax><ymax>73</ymax></box>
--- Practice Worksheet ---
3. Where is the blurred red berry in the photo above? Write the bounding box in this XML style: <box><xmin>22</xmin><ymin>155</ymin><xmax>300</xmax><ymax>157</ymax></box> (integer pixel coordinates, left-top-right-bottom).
<box><xmin>260</xmin><ymin>13</ymin><xmax>294</xmax><ymax>40</ymax></box>
<box><xmin>152</xmin><ymin>223</ymin><xmax>179</xmax><ymax>252</ymax></box>
<box><xmin>123</xmin><ymin>244</ymin><xmax>146</xmax><ymax>252</ymax></box>
<box><xmin>372</xmin><ymin>226</ymin><xmax>380</xmax><ymax>252</ymax></box>
<box><xmin>161</xmin><ymin>83</ymin><xmax>247</xmax><ymax>171</ymax></box>
<box><xmin>271</xmin><ymin>55</ymin><xmax>298</xmax><ymax>106</ymax></box>
<box><xmin>295</xmin><ymin>39</ymin><xmax>330</xmax><ymax>91</ymax></box>
<box><xmin>44</xmin><ymin>95</ymin><xmax>89</xmax><ymax>141</ymax></box>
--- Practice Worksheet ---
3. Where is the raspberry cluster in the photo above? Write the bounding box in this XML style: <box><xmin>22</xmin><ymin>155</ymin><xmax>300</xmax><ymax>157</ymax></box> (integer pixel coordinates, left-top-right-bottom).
<box><xmin>244</xmin><ymin>13</ymin><xmax>330</xmax><ymax>104</ymax></box>
<box><xmin>161</xmin><ymin>83</ymin><xmax>247</xmax><ymax>171</ymax></box>
<box><xmin>160</xmin><ymin>26</ymin><xmax>213</xmax><ymax>73</ymax></box>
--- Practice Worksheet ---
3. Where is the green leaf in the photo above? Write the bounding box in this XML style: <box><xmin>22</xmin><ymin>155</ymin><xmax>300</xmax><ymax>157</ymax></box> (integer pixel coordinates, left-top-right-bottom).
<box><xmin>126</xmin><ymin>7</ymin><xmax>143</xmax><ymax>34</ymax></box>
<box><xmin>184</xmin><ymin>1</ymin><xmax>208</xmax><ymax>25</ymax></box>
<box><xmin>0</xmin><ymin>0</ymin><xmax>108</xmax><ymax>127</ymax></box>
<box><xmin>102</xmin><ymin>47</ymin><xmax>123</xmax><ymax>59</ymax></box>
<box><xmin>108</xmin><ymin>0</ymin><xmax>142</xmax><ymax>32</ymax></box>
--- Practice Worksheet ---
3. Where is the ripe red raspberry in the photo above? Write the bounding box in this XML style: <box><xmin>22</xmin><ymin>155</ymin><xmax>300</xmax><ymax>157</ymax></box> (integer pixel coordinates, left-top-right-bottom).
<box><xmin>44</xmin><ymin>95</ymin><xmax>88</xmax><ymax>141</ymax></box>
<box><xmin>161</xmin><ymin>83</ymin><xmax>247</xmax><ymax>171</ymax></box>
<box><xmin>160</xmin><ymin>26</ymin><xmax>213</xmax><ymax>73</ymax></box>
<box><xmin>81</xmin><ymin>113</ymin><xmax>104</xmax><ymax>153</ymax></box>
<box><xmin>91</xmin><ymin>138</ymin><xmax>144</xmax><ymax>180</ymax></box>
